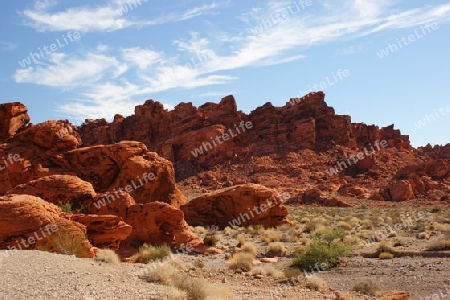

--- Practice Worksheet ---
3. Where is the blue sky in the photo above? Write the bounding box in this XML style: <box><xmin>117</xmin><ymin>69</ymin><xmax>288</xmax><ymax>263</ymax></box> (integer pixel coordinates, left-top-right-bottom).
<box><xmin>0</xmin><ymin>0</ymin><xmax>449</xmax><ymax>147</ymax></box>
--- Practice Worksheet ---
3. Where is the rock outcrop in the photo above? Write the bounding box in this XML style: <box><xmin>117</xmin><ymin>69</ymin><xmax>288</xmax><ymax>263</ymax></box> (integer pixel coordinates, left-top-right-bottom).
<box><xmin>181</xmin><ymin>184</ymin><xmax>291</xmax><ymax>228</ymax></box>
<box><xmin>77</xmin><ymin>92</ymin><xmax>412</xmax><ymax>175</ymax></box>
<box><xmin>7</xmin><ymin>175</ymin><xmax>96</xmax><ymax>210</ymax></box>
<box><xmin>0</xmin><ymin>102</ymin><xmax>30</xmax><ymax>142</ymax></box>
<box><xmin>0</xmin><ymin>194</ymin><xmax>94</xmax><ymax>257</ymax></box>
<box><xmin>125</xmin><ymin>201</ymin><xmax>202</xmax><ymax>248</ymax></box>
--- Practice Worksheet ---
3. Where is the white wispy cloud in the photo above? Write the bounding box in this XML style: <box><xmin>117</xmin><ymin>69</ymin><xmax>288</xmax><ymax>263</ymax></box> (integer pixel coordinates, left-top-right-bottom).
<box><xmin>20</xmin><ymin>0</ymin><xmax>228</xmax><ymax>32</ymax></box>
<box><xmin>13</xmin><ymin>0</ymin><xmax>450</xmax><ymax>121</ymax></box>
<box><xmin>0</xmin><ymin>41</ymin><xmax>17</xmax><ymax>51</ymax></box>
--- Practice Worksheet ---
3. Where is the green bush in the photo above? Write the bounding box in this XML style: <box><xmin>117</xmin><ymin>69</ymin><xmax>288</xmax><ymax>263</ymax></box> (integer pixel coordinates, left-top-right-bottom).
<box><xmin>292</xmin><ymin>228</ymin><xmax>352</xmax><ymax>269</ymax></box>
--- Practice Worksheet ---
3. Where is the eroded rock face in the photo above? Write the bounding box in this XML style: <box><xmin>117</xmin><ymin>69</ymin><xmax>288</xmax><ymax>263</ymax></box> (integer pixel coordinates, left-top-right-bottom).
<box><xmin>56</xmin><ymin>141</ymin><xmax>187</xmax><ymax>207</ymax></box>
<box><xmin>181</xmin><ymin>184</ymin><xmax>291</xmax><ymax>228</ymax></box>
<box><xmin>0</xmin><ymin>194</ymin><xmax>93</xmax><ymax>258</ymax></box>
<box><xmin>389</xmin><ymin>180</ymin><xmax>415</xmax><ymax>202</ymax></box>
<box><xmin>0</xmin><ymin>102</ymin><xmax>30</xmax><ymax>142</ymax></box>
<box><xmin>77</xmin><ymin>92</ymin><xmax>411</xmax><ymax>174</ymax></box>
<box><xmin>6</xmin><ymin>175</ymin><xmax>96</xmax><ymax>210</ymax></box>
<box><xmin>125</xmin><ymin>201</ymin><xmax>202</xmax><ymax>248</ymax></box>
<box><xmin>68</xmin><ymin>214</ymin><xmax>132</xmax><ymax>251</ymax></box>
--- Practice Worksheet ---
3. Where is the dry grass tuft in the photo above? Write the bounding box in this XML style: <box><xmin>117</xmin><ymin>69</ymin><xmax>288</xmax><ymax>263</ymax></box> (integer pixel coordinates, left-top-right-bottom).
<box><xmin>228</xmin><ymin>252</ymin><xmax>254</xmax><ymax>272</ymax></box>
<box><xmin>266</xmin><ymin>242</ymin><xmax>287</xmax><ymax>257</ymax></box>
<box><xmin>241</xmin><ymin>242</ymin><xmax>257</xmax><ymax>256</ymax></box>
<box><xmin>352</xmin><ymin>281</ymin><xmax>380</xmax><ymax>296</ymax></box>
<box><xmin>304</xmin><ymin>275</ymin><xmax>327</xmax><ymax>291</ymax></box>
<box><xmin>95</xmin><ymin>249</ymin><xmax>120</xmax><ymax>264</ymax></box>
<box><xmin>132</xmin><ymin>244</ymin><xmax>171</xmax><ymax>264</ymax></box>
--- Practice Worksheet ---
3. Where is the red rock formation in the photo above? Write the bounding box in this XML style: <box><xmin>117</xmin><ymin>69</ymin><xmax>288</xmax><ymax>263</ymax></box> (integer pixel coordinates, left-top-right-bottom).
<box><xmin>181</xmin><ymin>184</ymin><xmax>291</xmax><ymax>228</ymax></box>
<box><xmin>0</xmin><ymin>102</ymin><xmax>30</xmax><ymax>142</ymax></box>
<box><xmin>0</xmin><ymin>194</ymin><xmax>93</xmax><ymax>258</ymax></box>
<box><xmin>56</xmin><ymin>141</ymin><xmax>186</xmax><ymax>207</ymax></box>
<box><xmin>77</xmin><ymin>92</ymin><xmax>411</xmax><ymax>175</ymax></box>
<box><xmin>7</xmin><ymin>175</ymin><xmax>96</xmax><ymax>210</ymax></box>
<box><xmin>125</xmin><ymin>201</ymin><xmax>202</xmax><ymax>248</ymax></box>
<box><xmin>68</xmin><ymin>214</ymin><xmax>132</xmax><ymax>251</ymax></box>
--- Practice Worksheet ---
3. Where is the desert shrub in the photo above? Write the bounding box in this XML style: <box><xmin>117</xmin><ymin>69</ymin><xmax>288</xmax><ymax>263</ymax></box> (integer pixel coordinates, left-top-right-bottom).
<box><xmin>303</xmin><ymin>218</ymin><xmax>328</xmax><ymax>233</ymax></box>
<box><xmin>47</xmin><ymin>227</ymin><xmax>91</xmax><ymax>258</ymax></box>
<box><xmin>241</xmin><ymin>242</ymin><xmax>257</xmax><ymax>256</ymax></box>
<box><xmin>298</xmin><ymin>237</ymin><xmax>309</xmax><ymax>245</ymax></box>
<box><xmin>228</xmin><ymin>252</ymin><xmax>254</xmax><ymax>272</ymax></box>
<box><xmin>379</xmin><ymin>252</ymin><xmax>394</xmax><ymax>259</ymax></box>
<box><xmin>96</xmin><ymin>249</ymin><xmax>120</xmax><ymax>264</ymax></box>
<box><xmin>304</xmin><ymin>275</ymin><xmax>327</xmax><ymax>291</ymax></box>
<box><xmin>236</xmin><ymin>233</ymin><xmax>246</xmax><ymax>245</ymax></box>
<box><xmin>194</xmin><ymin>226</ymin><xmax>207</xmax><ymax>235</ymax></box>
<box><xmin>203</xmin><ymin>234</ymin><xmax>219</xmax><ymax>246</ymax></box>
<box><xmin>292</xmin><ymin>228</ymin><xmax>352</xmax><ymax>269</ymax></box>
<box><xmin>133</xmin><ymin>244</ymin><xmax>171</xmax><ymax>263</ymax></box>
<box><xmin>352</xmin><ymin>281</ymin><xmax>380</xmax><ymax>296</ymax></box>
<box><xmin>377</xmin><ymin>241</ymin><xmax>394</xmax><ymax>254</ymax></box>
<box><xmin>261</xmin><ymin>229</ymin><xmax>281</xmax><ymax>243</ymax></box>
<box><xmin>266</xmin><ymin>242</ymin><xmax>287</xmax><ymax>257</ymax></box>
<box><xmin>142</xmin><ymin>260</ymin><xmax>233</xmax><ymax>300</ymax></box>
<box><xmin>300</xmin><ymin>217</ymin><xmax>311</xmax><ymax>223</ymax></box>
<box><xmin>426</xmin><ymin>237</ymin><xmax>450</xmax><ymax>251</ymax></box>
<box><xmin>349</xmin><ymin>217</ymin><xmax>361</xmax><ymax>227</ymax></box>
<box><xmin>417</xmin><ymin>232</ymin><xmax>430</xmax><ymax>240</ymax></box>
<box><xmin>57</xmin><ymin>202</ymin><xmax>73</xmax><ymax>213</ymax></box>
<box><xmin>283</xmin><ymin>268</ymin><xmax>302</xmax><ymax>279</ymax></box>
<box><xmin>140</xmin><ymin>259</ymin><xmax>180</xmax><ymax>285</ymax></box>
<box><xmin>161</xmin><ymin>286</ymin><xmax>186</xmax><ymax>300</ymax></box>
<box><xmin>337</xmin><ymin>221</ymin><xmax>352</xmax><ymax>231</ymax></box>
<box><xmin>224</xmin><ymin>226</ymin><xmax>234</xmax><ymax>236</ymax></box>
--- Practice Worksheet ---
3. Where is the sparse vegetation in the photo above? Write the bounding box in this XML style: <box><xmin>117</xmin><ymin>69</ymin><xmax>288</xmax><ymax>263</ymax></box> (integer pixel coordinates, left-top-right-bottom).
<box><xmin>352</xmin><ymin>281</ymin><xmax>380</xmax><ymax>296</ymax></box>
<box><xmin>426</xmin><ymin>237</ymin><xmax>450</xmax><ymax>251</ymax></box>
<box><xmin>203</xmin><ymin>234</ymin><xmax>219</xmax><ymax>246</ymax></box>
<box><xmin>141</xmin><ymin>259</ymin><xmax>233</xmax><ymax>300</ymax></box>
<box><xmin>292</xmin><ymin>228</ymin><xmax>352</xmax><ymax>269</ymax></box>
<box><xmin>304</xmin><ymin>275</ymin><xmax>327</xmax><ymax>291</ymax></box>
<box><xmin>241</xmin><ymin>242</ymin><xmax>257</xmax><ymax>256</ymax></box>
<box><xmin>95</xmin><ymin>249</ymin><xmax>120</xmax><ymax>264</ymax></box>
<box><xmin>132</xmin><ymin>244</ymin><xmax>171</xmax><ymax>263</ymax></box>
<box><xmin>228</xmin><ymin>252</ymin><xmax>254</xmax><ymax>272</ymax></box>
<box><xmin>266</xmin><ymin>242</ymin><xmax>287</xmax><ymax>257</ymax></box>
